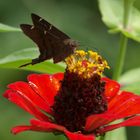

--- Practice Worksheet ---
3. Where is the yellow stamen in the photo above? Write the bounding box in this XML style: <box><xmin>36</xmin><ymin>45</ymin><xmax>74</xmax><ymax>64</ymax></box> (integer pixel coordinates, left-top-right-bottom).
<box><xmin>65</xmin><ymin>50</ymin><xmax>110</xmax><ymax>79</ymax></box>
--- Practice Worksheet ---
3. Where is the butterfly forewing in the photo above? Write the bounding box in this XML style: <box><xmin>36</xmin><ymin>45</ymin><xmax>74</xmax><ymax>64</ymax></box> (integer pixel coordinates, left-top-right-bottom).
<box><xmin>20</xmin><ymin>24</ymin><xmax>46</xmax><ymax>51</ymax></box>
<box><xmin>31</xmin><ymin>13</ymin><xmax>70</xmax><ymax>40</ymax></box>
<box><xmin>20</xmin><ymin>24</ymin><xmax>53</xmax><ymax>61</ymax></box>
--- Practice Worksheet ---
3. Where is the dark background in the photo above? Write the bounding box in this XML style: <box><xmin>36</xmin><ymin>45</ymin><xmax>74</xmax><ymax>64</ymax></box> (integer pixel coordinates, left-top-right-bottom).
<box><xmin>0</xmin><ymin>0</ymin><xmax>140</xmax><ymax>140</ymax></box>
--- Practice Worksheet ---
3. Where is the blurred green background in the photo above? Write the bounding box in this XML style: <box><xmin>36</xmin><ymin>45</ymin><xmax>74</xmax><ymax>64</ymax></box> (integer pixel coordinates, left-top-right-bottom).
<box><xmin>0</xmin><ymin>0</ymin><xmax>140</xmax><ymax>140</ymax></box>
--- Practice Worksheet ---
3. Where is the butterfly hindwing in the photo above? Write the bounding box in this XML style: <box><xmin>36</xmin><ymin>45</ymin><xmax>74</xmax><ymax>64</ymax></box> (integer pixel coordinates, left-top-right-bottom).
<box><xmin>20</xmin><ymin>24</ymin><xmax>52</xmax><ymax>65</ymax></box>
<box><xmin>52</xmin><ymin>40</ymin><xmax>74</xmax><ymax>63</ymax></box>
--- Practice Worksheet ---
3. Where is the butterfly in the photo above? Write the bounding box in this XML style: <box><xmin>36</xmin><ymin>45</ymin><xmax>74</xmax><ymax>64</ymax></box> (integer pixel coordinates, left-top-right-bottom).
<box><xmin>19</xmin><ymin>13</ymin><xmax>78</xmax><ymax>67</ymax></box>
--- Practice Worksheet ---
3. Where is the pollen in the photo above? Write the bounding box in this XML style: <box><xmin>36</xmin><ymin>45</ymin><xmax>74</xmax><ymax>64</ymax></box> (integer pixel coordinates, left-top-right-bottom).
<box><xmin>65</xmin><ymin>50</ymin><xmax>110</xmax><ymax>78</ymax></box>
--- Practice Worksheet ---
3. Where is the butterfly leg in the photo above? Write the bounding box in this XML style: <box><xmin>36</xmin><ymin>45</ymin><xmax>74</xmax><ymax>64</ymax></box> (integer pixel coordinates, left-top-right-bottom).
<box><xmin>31</xmin><ymin>58</ymin><xmax>43</xmax><ymax>64</ymax></box>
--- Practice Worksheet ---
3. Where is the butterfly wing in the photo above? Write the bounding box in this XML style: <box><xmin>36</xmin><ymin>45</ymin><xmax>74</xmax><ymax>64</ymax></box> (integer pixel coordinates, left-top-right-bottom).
<box><xmin>20</xmin><ymin>13</ymin><xmax>77</xmax><ymax>67</ymax></box>
<box><xmin>31</xmin><ymin>13</ymin><xmax>76</xmax><ymax>63</ymax></box>
<box><xmin>31</xmin><ymin>13</ymin><xmax>70</xmax><ymax>40</ymax></box>
<box><xmin>52</xmin><ymin>40</ymin><xmax>75</xmax><ymax>63</ymax></box>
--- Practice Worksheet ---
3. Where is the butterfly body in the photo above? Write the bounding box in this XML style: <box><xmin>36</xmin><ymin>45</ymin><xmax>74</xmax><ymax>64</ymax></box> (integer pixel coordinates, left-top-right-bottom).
<box><xmin>20</xmin><ymin>13</ymin><xmax>78</xmax><ymax>67</ymax></box>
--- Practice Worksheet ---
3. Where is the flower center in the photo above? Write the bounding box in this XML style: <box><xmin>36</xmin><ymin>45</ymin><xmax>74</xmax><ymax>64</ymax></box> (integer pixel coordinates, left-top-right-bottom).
<box><xmin>52</xmin><ymin>50</ymin><xmax>109</xmax><ymax>133</ymax></box>
<box><xmin>65</xmin><ymin>50</ymin><xmax>109</xmax><ymax>78</ymax></box>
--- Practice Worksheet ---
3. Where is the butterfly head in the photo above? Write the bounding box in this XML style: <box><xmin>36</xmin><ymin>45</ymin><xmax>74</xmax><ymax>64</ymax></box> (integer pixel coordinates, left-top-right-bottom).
<box><xmin>63</xmin><ymin>39</ymin><xmax>79</xmax><ymax>49</ymax></box>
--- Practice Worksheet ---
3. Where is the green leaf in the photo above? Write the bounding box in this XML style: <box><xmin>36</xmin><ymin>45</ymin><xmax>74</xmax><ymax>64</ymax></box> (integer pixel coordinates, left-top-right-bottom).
<box><xmin>98</xmin><ymin>0</ymin><xmax>140</xmax><ymax>42</ymax></box>
<box><xmin>119</xmin><ymin>68</ymin><xmax>140</xmax><ymax>85</ymax></box>
<box><xmin>119</xmin><ymin>68</ymin><xmax>140</xmax><ymax>94</ymax></box>
<box><xmin>0</xmin><ymin>48</ymin><xmax>65</xmax><ymax>73</ymax></box>
<box><xmin>122</xmin><ymin>82</ymin><xmax>140</xmax><ymax>95</ymax></box>
<box><xmin>0</xmin><ymin>23</ymin><xmax>21</xmax><ymax>32</ymax></box>
<box><xmin>104</xmin><ymin>127</ymin><xmax>127</xmax><ymax>140</ymax></box>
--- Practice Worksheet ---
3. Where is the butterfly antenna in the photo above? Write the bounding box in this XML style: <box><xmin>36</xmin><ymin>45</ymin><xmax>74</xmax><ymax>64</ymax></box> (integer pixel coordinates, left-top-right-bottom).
<box><xmin>80</xmin><ymin>45</ymin><xmax>101</xmax><ymax>54</ymax></box>
<box><xmin>79</xmin><ymin>41</ymin><xmax>100</xmax><ymax>52</ymax></box>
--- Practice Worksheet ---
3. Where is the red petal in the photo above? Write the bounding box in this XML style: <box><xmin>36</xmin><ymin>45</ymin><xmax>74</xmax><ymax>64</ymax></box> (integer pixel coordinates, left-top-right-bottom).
<box><xmin>85</xmin><ymin>91</ymin><xmax>140</xmax><ymax>132</ymax></box>
<box><xmin>12</xmin><ymin>119</ymin><xmax>66</xmax><ymax>134</ymax></box>
<box><xmin>7</xmin><ymin>81</ymin><xmax>52</xmax><ymax>114</ymax></box>
<box><xmin>102</xmin><ymin>78</ymin><xmax>120</xmax><ymax>101</ymax></box>
<box><xmin>12</xmin><ymin>126</ymin><xmax>33</xmax><ymax>134</ymax></box>
<box><xmin>28</xmin><ymin>74</ymin><xmax>61</xmax><ymax>106</ymax></box>
<box><xmin>85</xmin><ymin>113</ymin><xmax>116</xmax><ymax>132</ymax></box>
<box><xmin>4</xmin><ymin>89</ymin><xmax>49</xmax><ymax>121</ymax></box>
<box><xmin>99</xmin><ymin>115</ymin><xmax>140</xmax><ymax>134</ymax></box>
<box><xmin>64</xmin><ymin>130</ymin><xmax>95</xmax><ymax>140</ymax></box>
<box><xmin>108</xmin><ymin>91</ymin><xmax>140</xmax><ymax>118</ymax></box>
<box><xmin>53</xmin><ymin>73</ymin><xmax>64</xmax><ymax>81</ymax></box>
<box><xmin>30</xmin><ymin>119</ymin><xmax>66</xmax><ymax>132</ymax></box>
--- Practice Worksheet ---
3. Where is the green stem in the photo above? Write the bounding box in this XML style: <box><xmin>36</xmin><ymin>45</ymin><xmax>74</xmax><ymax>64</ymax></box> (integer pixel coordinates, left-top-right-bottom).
<box><xmin>99</xmin><ymin>135</ymin><xmax>105</xmax><ymax>140</ymax></box>
<box><xmin>123</xmin><ymin>0</ymin><xmax>134</xmax><ymax>27</ymax></box>
<box><xmin>112</xmin><ymin>34</ymin><xmax>128</xmax><ymax>80</ymax></box>
<box><xmin>112</xmin><ymin>0</ymin><xmax>134</xmax><ymax>80</ymax></box>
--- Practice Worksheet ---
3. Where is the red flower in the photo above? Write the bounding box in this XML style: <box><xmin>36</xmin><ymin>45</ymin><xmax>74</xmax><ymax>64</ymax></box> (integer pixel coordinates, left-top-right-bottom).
<box><xmin>3</xmin><ymin>73</ymin><xmax>140</xmax><ymax>140</ymax></box>
<box><xmin>3</xmin><ymin>50</ymin><xmax>140</xmax><ymax>140</ymax></box>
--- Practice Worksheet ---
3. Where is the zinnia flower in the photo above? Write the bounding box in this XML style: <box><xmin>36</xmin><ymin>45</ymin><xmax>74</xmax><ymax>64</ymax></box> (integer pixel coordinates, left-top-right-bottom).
<box><xmin>3</xmin><ymin>50</ymin><xmax>140</xmax><ymax>140</ymax></box>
